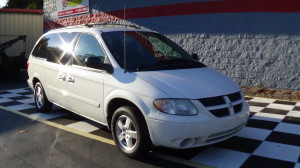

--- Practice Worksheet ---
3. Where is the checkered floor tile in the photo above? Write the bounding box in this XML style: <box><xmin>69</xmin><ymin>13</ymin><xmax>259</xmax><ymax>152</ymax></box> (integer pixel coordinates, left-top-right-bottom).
<box><xmin>0</xmin><ymin>88</ymin><xmax>299</xmax><ymax>168</ymax></box>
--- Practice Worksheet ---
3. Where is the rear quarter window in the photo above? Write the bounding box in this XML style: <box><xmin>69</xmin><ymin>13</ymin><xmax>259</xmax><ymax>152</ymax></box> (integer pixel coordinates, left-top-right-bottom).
<box><xmin>32</xmin><ymin>32</ymin><xmax>78</xmax><ymax>65</ymax></box>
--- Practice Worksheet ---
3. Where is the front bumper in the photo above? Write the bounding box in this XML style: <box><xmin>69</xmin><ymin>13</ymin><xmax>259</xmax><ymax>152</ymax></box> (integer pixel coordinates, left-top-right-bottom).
<box><xmin>146</xmin><ymin>103</ymin><xmax>249</xmax><ymax>149</ymax></box>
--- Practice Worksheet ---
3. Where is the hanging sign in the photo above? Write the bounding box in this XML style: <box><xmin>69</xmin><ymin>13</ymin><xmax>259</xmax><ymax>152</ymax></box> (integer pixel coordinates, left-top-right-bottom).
<box><xmin>57</xmin><ymin>0</ymin><xmax>89</xmax><ymax>17</ymax></box>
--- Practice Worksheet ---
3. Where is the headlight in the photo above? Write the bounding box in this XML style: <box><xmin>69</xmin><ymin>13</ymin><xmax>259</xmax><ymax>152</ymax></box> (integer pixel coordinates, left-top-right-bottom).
<box><xmin>153</xmin><ymin>99</ymin><xmax>198</xmax><ymax>115</ymax></box>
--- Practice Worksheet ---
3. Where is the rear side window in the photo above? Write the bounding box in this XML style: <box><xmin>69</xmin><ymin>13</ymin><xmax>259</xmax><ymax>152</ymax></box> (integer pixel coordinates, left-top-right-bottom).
<box><xmin>32</xmin><ymin>37</ymin><xmax>49</xmax><ymax>59</ymax></box>
<box><xmin>73</xmin><ymin>33</ymin><xmax>106</xmax><ymax>66</ymax></box>
<box><xmin>32</xmin><ymin>32</ymin><xmax>78</xmax><ymax>65</ymax></box>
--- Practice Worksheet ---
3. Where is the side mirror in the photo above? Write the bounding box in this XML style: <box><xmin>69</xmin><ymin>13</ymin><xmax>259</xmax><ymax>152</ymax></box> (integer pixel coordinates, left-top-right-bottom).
<box><xmin>85</xmin><ymin>56</ymin><xmax>114</xmax><ymax>74</ymax></box>
<box><xmin>192</xmin><ymin>53</ymin><xmax>199</xmax><ymax>61</ymax></box>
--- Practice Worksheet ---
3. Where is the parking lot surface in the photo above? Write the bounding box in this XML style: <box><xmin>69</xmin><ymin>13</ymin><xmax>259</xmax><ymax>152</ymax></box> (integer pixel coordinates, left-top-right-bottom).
<box><xmin>0</xmin><ymin>87</ymin><xmax>299</xmax><ymax>168</ymax></box>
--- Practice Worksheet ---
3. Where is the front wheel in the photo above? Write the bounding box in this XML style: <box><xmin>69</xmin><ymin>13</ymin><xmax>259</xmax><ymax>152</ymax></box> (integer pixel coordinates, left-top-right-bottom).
<box><xmin>34</xmin><ymin>82</ymin><xmax>53</xmax><ymax>112</ymax></box>
<box><xmin>111</xmin><ymin>106</ymin><xmax>151</xmax><ymax>158</ymax></box>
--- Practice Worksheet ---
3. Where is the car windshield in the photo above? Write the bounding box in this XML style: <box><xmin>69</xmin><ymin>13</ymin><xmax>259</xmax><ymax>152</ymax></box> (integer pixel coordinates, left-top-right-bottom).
<box><xmin>101</xmin><ymin>31</ymin><xmax>205</xmax><ymax>72</ymax></box>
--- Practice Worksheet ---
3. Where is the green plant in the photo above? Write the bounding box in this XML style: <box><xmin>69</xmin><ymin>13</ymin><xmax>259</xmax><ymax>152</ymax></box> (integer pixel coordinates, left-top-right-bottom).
<box><xmin>68</xmin><ymin>0</ymin><xmax>82</xmax><ymax>6</ymax></box>
<box><xmin>255</xmin><ymin>83</ymin><xmax>264</xmax><ymax>89</ymax></box>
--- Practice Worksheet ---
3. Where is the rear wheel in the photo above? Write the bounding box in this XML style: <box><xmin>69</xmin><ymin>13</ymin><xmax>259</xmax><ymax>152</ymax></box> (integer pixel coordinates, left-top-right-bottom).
<box><xmin>111</xmin><ymin>106</ymin><xmax>151</xmax><ymax>158</ymax></box>
<box><xmin>34</xmin><ymin>82</ymin><xmax>53</xmax><ymax>112</ymax></box>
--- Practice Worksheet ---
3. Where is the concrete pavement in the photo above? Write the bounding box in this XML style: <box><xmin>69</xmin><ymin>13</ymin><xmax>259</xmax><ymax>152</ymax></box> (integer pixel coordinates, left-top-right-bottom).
<box><xmin>0</xmin><ymin>107</ymin><xmax>194</xmax><ymax>168</ymax></box>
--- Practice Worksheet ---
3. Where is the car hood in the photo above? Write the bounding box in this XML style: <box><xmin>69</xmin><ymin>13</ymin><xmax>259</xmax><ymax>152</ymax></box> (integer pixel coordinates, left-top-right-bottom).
<box><xmin>135</xmin><ymin>67</ymin><xmax>241</xmax><ymax>99</ymax></box>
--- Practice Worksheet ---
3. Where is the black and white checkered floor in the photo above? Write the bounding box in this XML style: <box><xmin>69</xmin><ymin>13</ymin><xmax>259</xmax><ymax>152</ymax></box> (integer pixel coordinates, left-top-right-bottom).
<box><xmin>0</xmin><ymin>87</ymin><xmax>299</xmax><ymax>168</ymax></box>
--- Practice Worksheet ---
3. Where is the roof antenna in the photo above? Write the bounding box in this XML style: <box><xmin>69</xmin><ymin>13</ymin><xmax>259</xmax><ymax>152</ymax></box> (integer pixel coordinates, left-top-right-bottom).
<box><xmin>123</xmin><ymin>4</ymin><xmax>127</xmax><ymax>73</ymax></box>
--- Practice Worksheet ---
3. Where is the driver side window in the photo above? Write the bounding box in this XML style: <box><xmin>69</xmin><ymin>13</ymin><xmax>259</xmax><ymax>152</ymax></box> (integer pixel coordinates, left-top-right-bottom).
<box><xmin>73</xmin><ymin>33</ymin><xmax>105</xmax><ymax>67</ymax></box>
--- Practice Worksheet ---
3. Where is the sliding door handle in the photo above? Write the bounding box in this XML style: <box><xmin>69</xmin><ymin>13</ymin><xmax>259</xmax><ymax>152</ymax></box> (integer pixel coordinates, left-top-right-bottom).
<box><xmin>58</xmin><ymin>74</ymin><xmax>65</xmax><ymax>81</ymax></box>
<box><xmin>67</xmin><ymin>77</ymin><xmax>75</xmax><ymax>83</ymax></box>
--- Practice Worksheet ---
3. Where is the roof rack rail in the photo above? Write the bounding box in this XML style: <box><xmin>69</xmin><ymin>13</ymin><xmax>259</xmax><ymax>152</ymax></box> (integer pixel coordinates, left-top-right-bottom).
<box><xmin>55</xmin><ymin>24</ymin><xmax>89</xmax><ymax>30</ymax></box>
<box><xmin>86</xmin><ymin>22</ymin><xmax>141</xmax><ymax>29</ymax></box>
<box><xmin>53</xmin><ymin>22</ymin><xmax>141</xmax><ymax>30</ymax></box>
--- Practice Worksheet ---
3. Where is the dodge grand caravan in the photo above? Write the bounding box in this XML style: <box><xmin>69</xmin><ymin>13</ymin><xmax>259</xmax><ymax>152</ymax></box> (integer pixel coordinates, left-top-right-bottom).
<box><xmin>27</xmin><ymin>25</ymin><xmax>249</xmax><ymax>157</ymax></box>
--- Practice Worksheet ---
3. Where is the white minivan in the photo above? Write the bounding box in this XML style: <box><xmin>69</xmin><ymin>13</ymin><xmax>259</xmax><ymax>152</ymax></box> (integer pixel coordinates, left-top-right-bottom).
<box><xmin>27</xmin><ymin>25</ymin><xmax>249</xmax><ymax>158</ymax></box>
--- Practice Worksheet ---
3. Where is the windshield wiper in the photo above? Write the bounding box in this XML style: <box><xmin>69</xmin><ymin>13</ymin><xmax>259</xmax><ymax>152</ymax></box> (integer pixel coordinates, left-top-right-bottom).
<box><xmin>159</xmin><ymin>59</ymin><xmax>195</xmax><ymax>64</ymax></box>
<box><xmin>137</xmin><ymin>59</ymin><xmax>206</xmax><ymax>71</ymax></box>
<box><xmin>137</xmin><ymin>64</ymin><xmax>156</xmax><ymax>71</ymax></box>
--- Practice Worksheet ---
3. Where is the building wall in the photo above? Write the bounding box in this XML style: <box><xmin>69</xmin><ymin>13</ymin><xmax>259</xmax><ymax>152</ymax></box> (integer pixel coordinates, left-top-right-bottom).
<box><xmin>0</xmin><ymin>9</ymin><xmax>43</xmax><ymax>58</ymax></box>
<box><xmin>43</xmin><ymin>0</ymin><xmax>300</xmax><ymax>90</ymax></box>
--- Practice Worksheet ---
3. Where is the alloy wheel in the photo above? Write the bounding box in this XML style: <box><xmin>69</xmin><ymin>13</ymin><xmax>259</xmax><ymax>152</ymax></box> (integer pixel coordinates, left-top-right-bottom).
<box><xmin>35</xmin><ymin>85</ymin><xmax>44</xmax><ymax>109</ymax></box>
<box><xmin>115</xmin><ymin>115</ymin><xmax>138</xmax><ymax>151</ymax></box>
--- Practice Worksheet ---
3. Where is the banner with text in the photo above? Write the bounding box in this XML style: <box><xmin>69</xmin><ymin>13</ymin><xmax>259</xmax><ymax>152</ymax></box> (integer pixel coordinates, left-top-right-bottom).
<box><xmin>57</xmin><ymin>0</ymin><xmax>89</xmax><ymax>17</ymax></box>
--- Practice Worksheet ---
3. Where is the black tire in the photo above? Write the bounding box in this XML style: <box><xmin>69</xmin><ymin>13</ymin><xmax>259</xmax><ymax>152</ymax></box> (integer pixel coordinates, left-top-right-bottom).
<box><xmin>111</xmin><ymin>106</ymin><xmax>151</xmax><ymax>158</ymax></box>
<box><xmin>34</xmin><ymin>82</ymin><xmax>53</xmax><ymax>112</ymax></box>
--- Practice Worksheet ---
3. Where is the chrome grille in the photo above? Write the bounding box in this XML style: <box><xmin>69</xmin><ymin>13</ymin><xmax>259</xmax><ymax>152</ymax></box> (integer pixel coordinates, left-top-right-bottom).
<box><xmin>199</xmin><ymin>91</ymin><xmax>243</xmax><ymax>118</ymax></box>
<box><xmin>198</xmin><ymin>96</ymin><xmax>225</xmax><ymax>107</ymax></box>
<box><xmin>210</xmin><ymin>108</ymin><xmax>230</xmax><ymax>117</ymax></box>
<box><xmin>233</xmin><ymin>103</ymin><xmax>243</xmax><ymax>113</ymax></box>
<box><xmin>228</xmin><ymin>92</ymin><xmax>242</xmax><ymax>102</ymax></box>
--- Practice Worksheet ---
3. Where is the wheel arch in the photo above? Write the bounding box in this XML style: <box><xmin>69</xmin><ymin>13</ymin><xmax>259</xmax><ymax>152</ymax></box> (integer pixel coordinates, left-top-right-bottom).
<box><xmin>31</xmin><ymin>71</ymin><xmax>43</xmax><ymax>88</ymax></box>
<box><xmin>104</xmin><ymin>90</ymin><xmax>153</xmax><ymax>132</ymax></box>
<box><xmin>106</xmin><ymin>98</ymin><xmax>139</xmax><ymax>130</ymax></box>
<box><xmin>32</xmin><ymin>77</ymin><xmax>40</xmax><ymax>87</ymax></box>
<box><xmin>31</xmin><ymin>73</ymin><xmax>49</xmax><ymax>98</ymax></box>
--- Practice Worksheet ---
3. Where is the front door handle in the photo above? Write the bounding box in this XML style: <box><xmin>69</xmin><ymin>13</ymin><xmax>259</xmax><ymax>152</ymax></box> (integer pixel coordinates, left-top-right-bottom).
<box><xmin>58</xmin><ymin>74</ymin><xmax>65</xmax><ymax>81</ymax></box>
<box><xmin>67</xmin><ymin>77</ymin><xmax>75</xmax><ymax>83</ymax></box>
